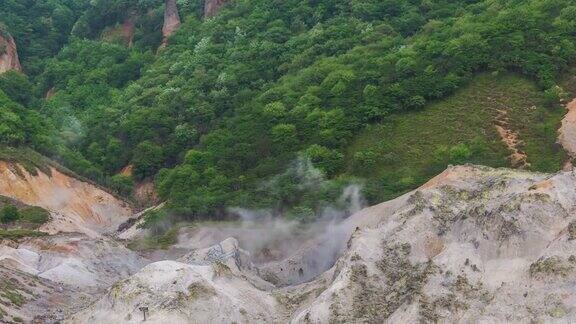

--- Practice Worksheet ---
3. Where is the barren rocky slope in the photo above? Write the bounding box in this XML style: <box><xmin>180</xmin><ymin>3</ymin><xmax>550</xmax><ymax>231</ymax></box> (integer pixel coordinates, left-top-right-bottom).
<box><xmin>0</xmin><ymin>162</ymin><xmax>133</xmax><ymax>237</ymax></box>
<box><xmin>66</xmin><ymin>165</ymin><xmax>576</xmax><ymax>323</ymax></box>
<box><xmin>0</xmin><ymin>160</ymin><xmax>142</xmax><ymax>323</ymax></box>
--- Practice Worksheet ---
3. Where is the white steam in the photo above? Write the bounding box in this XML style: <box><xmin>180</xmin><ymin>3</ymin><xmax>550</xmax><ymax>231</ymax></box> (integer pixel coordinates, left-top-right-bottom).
<box><xmin>174</xmin><ymin>158</ymin><xmax>368</xmax><ymax>285</ymax></box>
<box><xmin>224</xmin><ymin>183</ymin><xmax>366</xmax><ymax>284</ymax></box>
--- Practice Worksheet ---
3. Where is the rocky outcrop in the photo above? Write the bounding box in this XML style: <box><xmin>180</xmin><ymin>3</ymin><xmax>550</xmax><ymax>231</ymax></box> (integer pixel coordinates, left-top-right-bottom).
<box><xmin>122</xmin><ymin>14</ymin><xmax>136</xmax><ymax>48</ymax></box>
<box><xmin>204</xmin><ymin>0</ymin><xmax>230</xmax><ymax>18</ymax></box>
<box><xmin>0</xmin><ymin>263</ymin><xmax>89</xmax><ymax>323</ymax></box>
<box><xmin>0</xmin><ymin>234</ymin><xmax>147</xmax><ymax>322</ymax></box>
<box><xmin>0</xmin><ymin>32</ymin><xmax>22</xmax><ymax>74</ymax></box>
<box><xmin>2</xmin><ymin>234</ymin><xmax>145</xmax><ymax>290</ymax></box>
<box><xmin>161</xmin><ymin>0</ymin><xmax>181</xmax><ymax>46</ymax></box>
<box><xmin>0</xmin><ymin>162</ymin><xmax>133</xmax><ymax>237</ymax></box>
<box><xmin>292</xmin><ymin>165</ymin><xmax>576</xmax><ymax>322</ymax></box>
<box><xmin>67</xmin><ymin>237</ymin><xmax>278</xmax><ymax>323</ymax></box>
<box><xmin>66</xmin><ymin>259</ymin><xmax>280</xmax><ymax>323</ymax></box>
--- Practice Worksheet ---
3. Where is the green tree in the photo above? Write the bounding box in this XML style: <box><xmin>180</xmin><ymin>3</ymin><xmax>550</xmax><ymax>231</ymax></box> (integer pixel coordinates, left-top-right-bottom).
<box><xmin>132</xmin><ymin>141</ymin><xmax>164</xmax><ymax>180</ymax></box>
<box><xmin>110</xmin><ymin>175</ymin><xmax>135</xmax><ymax>196</ymax></box>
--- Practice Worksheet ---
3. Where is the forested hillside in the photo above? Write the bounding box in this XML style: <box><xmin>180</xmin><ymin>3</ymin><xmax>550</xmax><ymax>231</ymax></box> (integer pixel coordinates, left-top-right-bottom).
<box><xmin>0</xmin><ymin>0</ymin><xmax>575</xmax><ymax>221</ymax></box>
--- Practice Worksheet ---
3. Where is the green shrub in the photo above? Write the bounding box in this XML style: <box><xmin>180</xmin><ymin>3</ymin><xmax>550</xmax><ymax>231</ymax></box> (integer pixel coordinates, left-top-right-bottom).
<box><xmin>353</xmin><ymin>150</ymin><xmax>378</xmax><ymax>173</ymax></box>
<box><xmin>302</xmin><ymin>145</ymin><xmax>344</xmax><ymax>177</ymax></box>
<box><xmin>110</xmin><ymin>174</ymin><xmax>134</xmax><ymax>197</ymax></box>
<box><xmin>127</xmin><ymin>227</ymin><xmax>178</xmax><ymax>251</ymax></box>
<box><xmin>568</xmin><ymin>221</ymin><xmax>576</xmax><ymax>240</ymax></box>
<box><xmin>0</xmin><ymin>205</ymin><xmax>19</xmax><ymax>223</ymax></box>
<box><xmin>132</xmin><ymin>141</ymin><xmax>164</xmax><ymax>180</ymax></box>
<box><xmin>449</xmin><ymin>144</ymin><xmax>472</xmax><ymax>165</ymax></box>
<box><xmin>138</xmin><ymin>208</ymin><xmax>168</xmax><ymax>231</ymax></box>
<box><xmin>543</xmin><ymin>85</ymin><xmax>568</xmax><ymax>107</ymax></box>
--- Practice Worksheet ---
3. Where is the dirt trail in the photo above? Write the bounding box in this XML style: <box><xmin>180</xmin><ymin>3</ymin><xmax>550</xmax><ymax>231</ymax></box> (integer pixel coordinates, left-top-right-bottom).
<box><xmin>484</xmin><ymin>95</ymin><xmax>529</xmax><ymax>169</ymax></box>
<box><xmin>558</xmin><ymin>98</ymin><xmax>576</xmax><ymax>170</ymax></box>
<box><xmin>492</xmin><ymin>107</ymin><xmax>529</xmax><ymax>169</ymax></box>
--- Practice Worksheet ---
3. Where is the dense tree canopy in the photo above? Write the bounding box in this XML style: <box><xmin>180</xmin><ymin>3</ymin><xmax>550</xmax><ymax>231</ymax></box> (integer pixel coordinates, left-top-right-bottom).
<box><xmin>1</xmin><ymin>0</ymin><xmax>575</xmax><ymax>220</ymax></box>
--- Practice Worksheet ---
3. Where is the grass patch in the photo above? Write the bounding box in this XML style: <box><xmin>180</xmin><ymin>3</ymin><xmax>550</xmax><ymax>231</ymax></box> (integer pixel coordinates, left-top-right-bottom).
<box><xmin>19</xmin><ymin>207</ymin><xmax>50</xmax><ymax>225</ymax></box>
<box><xmin>0</xmin><ymin>229</ymin><xmax>47</xmax><ymax>240</ymax></box>
<box><xmin>569</xmin><ymin>221</ymin><xmax>576</xmax><ymax>240</ymax></box>
<box><xmin>529</xmin><ymin>257</ymin><xmax>571</xmax><ymax>278</ymax></box>
<box><xmin>348</xmin><ymin>73</ymin><xmax>566</xmax><ymax>203</ymax></box>
<box><xmin>127</xmin><ymin>226</ymin><xmax>179</xmax><ymax>251</ymax></box>
<box><xmin>0</xmin><ymin>146</ymin><xmax>54</xmax><ymax>176</ymax></box>
<box><xmin>0</xmin><ymin>280</ymin><xmax>25</xmax><ymax>307</ymax></box>
<box><xmin>187</xmin><ymin>282</ymin><xmax>216</xmax><ymax>300</ymax></box>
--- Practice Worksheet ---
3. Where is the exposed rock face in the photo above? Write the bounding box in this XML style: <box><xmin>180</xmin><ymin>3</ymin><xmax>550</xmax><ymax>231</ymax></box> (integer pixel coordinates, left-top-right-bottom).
<box><xmin>66</xmin><ymin>165</ymin><xmax>576</xmax><ymax>323</ymax></box>
<box><xmin>0</xmin><ymin>234</ymin><xmax>147</xmax><ymax>322</ymax></box>
<box><xmin>45</xmin><ymin>86</ymin><xmax>56</xmax><ymax>99</ymax></box>
<box><xmin>122</xmin><ymin>14</ymin><xmax>136</xmax><ymax>48</ymax></box>
<box><xmin>161</xmin><ymin>0</ymin><xmax>181</xmax><ymax>46</ymax></box>
<box><xmin>134</xmin><ymin>179</ymin><xmax>158</xmax><ymax>207</ymax></box>
<box><xmin>1</xmin><ymin>234</ymin><xmax>146</xmax><ymax>290</ymax></box>
<box><xmin>0</xmin><ymin>264</ymin><xmax>90</xmax><ymax>323</ymax></box>
<box><xmin>559</xmin><ymin>98</ymin><xmax>576</xmax><ymax>169</ymax></box>
<box><xmin>0</xmin><ymin>156</ymin><xmax>145</xmax><ymax>322</ymax></box>
<box><xmin>292</xmin><ymin>165</ymin><xmax>575</xmax><ymax>323</ymax></box>
<box><xmin>0</xmin><ymin>162</ymin><xmax>133</xmax><ymax>237</ymax></box>
<box><xmin>204</xmin><ymin>0</ymin><xmax>230</xmax><ymax>18</ymax></box>
<box><xmin>67</xmin><ymin>238</ymin><xmax>276</xmax><ymax>323</ymax></box>
<box><xmin>117</xmin><ymin>164</ymin><xmax>159</xmax><ymax>207</ymax></box>
<box><xmin>494</xmin><ymin>109</ymin><xmax>529</xmax><ymax>168</ymax></box>
<box><xmin>0</xmin><ymin>32</ymin><xmax>22</xmax><ymax>74</ymax></box>
<box><xmin>66</xmin><ymin>259</ymin><xmax>280</xmax><ymax>323</ymax></box>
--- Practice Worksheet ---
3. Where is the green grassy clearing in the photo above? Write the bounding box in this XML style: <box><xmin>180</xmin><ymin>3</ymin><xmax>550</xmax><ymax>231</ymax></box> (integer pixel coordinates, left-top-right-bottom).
<box><xmin>348</xmin><ymin>73</ymin><xmax>566</xmax><ymax>203</ymax></box>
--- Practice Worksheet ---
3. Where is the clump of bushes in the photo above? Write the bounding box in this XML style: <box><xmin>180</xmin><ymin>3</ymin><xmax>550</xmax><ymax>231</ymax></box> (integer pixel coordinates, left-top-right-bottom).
<box><xmin>0</xmin><ymin>205</ymin><xmax>18</xmax><ymax>223</ymax></box>
<box><xmin>0</xmin><ymin>203</ymin><xmax>50</xmax><ymax>226</ymax></box>
<box><xmin>109</xmin><ymin>174</ymin><xmax>134</xmax><ymax>197</ymax></box>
